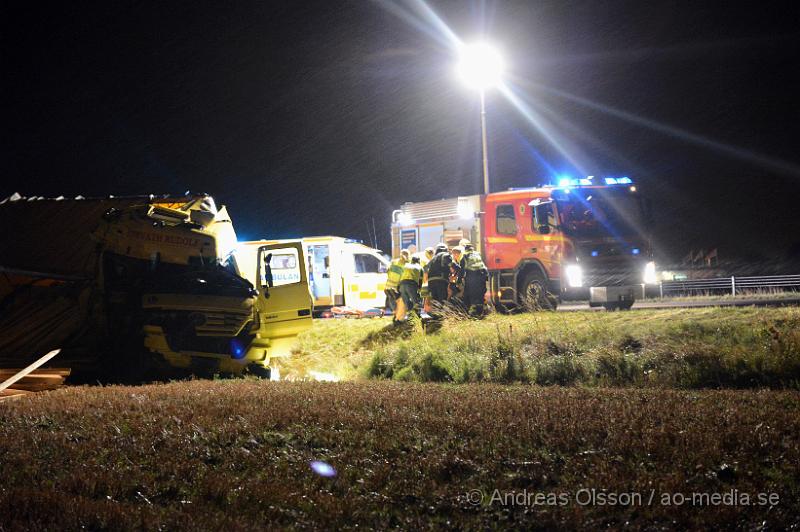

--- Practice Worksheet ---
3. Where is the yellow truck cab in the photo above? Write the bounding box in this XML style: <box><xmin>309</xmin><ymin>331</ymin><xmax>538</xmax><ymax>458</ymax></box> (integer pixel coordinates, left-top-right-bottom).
<box><xmin>0</xmin><ymin>193</ymin><xmax>312</xmax><ymax>379</ymax></box>
<box><xmin>238</xmin><ymin>236</ymin><xmax>390</xmax><ymax>315</ymax></box>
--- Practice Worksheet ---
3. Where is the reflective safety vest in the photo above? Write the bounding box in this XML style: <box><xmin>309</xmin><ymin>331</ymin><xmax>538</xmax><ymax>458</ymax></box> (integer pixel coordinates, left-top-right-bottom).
<box><xmin>464</xmin><ymin>251</ymin><xmax>487</xmax><ymax>272</ymax></box>
<box><xmin>400</xmin><ymin>262</ymin><xmax>423</xmax><ymax>285</ymax></box>
<box><xmin>386</xmin><ymin>258</ymin><xmax>405</xmax><ymax>290</ymax></box>
<box><xmin>426</xmin><ymin>252</ymin><xmax>451</xmax><ymax>282</ymax></box>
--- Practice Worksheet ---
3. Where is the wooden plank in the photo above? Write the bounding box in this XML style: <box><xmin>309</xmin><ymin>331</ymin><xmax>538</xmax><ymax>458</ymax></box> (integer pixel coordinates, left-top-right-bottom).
<box><xmin>0</xmin><ymin>367</ymin><xmax>71</xmax><ymax>377</ymax></box>
<box><xmin>13</xmin><ymin>374</ymin><xmax>64</xmax><ymax>385</ymax></box>
<box><xmin>0</xmin><ymin>349</ymin><xmax>61</xmax><ymax>393</ymax></box>
<box><xmin>3</xmin><ymin>382</ymin><xmax>62</xmax><ymax>392</ymax></box>
<box><xmin>0</xmin><ymin>388</ymin><xmax>33</xmax><ymax>401</ymax></box>
<box><xmin>1</xmin><ymin>388</ymin><xmax>33</xmax><ymax>396</ymax></box>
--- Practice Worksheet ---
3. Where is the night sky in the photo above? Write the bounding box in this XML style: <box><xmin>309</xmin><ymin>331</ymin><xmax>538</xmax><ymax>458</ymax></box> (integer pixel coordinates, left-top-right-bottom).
<box><xmin>3</xmin><ymin>1</ymin><xmax>799</xmax><ymax>264</ymax></box>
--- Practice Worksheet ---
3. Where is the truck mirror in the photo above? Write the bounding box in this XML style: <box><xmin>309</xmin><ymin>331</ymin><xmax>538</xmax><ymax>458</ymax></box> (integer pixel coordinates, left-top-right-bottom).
<box><xmin>538</xmin><ymin>225</ymin><xmax>551</xmax><ymax>235</ymax></box>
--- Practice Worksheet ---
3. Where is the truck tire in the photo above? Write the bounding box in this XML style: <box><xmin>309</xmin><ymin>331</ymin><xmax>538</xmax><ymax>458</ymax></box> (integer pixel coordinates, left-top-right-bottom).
<box><xmin>520</xmin><ymin>271</ymin><xmax>556</xmax><ymax>311</ymax></box>
<box><xmin>247</xmin><ymin>364</ymin><xmax>272</xmax><ymax>379</ymax></box>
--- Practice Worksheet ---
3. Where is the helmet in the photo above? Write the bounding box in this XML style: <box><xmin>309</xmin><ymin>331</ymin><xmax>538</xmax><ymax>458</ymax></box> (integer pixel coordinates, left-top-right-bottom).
<box><xmin>459</xmin><ymin>238</ymin><xmax>471</xmax><ymax>247</ymax></box>
<box><xmin>400</xmin><ymin>249</ymin><xmax>410</xmax><ymax>259</ymax></box>
<box><xmin>435</xmin><ymin>244</ymin><xmax>448</xmax><ymax>253</ymax></box>
<box><xmin>452</xmin><ymin>246</ymin><xmax>464</xmax><ymax>255</ymax></box>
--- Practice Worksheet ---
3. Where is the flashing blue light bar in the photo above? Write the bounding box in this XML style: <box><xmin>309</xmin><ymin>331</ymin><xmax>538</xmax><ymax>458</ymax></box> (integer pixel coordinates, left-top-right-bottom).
<box><xmin>591</xmin><ymin>250</ymin><xmax>599</xmax><ymax>257</ymax></box>
<box><xmin>631</xmin><ymin>248</ymin><xmax>641</xmax><ymax>255</ymax></box>
<box><xmin>558</xmin><ymin>177</ymin><xmax>591</xmax><ymax>187</ymax></box>
<box><xmin>554</xmin><ymin>176</ymin><xmax>633</xmax><ymax>188</ymax></box>
<box><xmin>604</xmin><ymin>176</ymin><xmax>633</xmax><ymax>185</ymax></box>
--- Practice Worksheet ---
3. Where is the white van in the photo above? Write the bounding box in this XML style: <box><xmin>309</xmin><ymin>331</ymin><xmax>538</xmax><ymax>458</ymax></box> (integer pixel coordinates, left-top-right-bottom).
<box><xmin>237</xmin><ymin>236</ymin><xmax>390</xmax><ymax>315</ymax></box>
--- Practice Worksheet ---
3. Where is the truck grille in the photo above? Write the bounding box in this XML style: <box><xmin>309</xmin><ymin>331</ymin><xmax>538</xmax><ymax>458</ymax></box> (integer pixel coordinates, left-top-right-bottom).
<box><xmin>195</xmin><ymin>310</ymin><xmax>252</xmax><ymax>336</ymax></box>
<box><xmin>582</xmin><ymin>265</ymin><xmax>643</xmax><ymax>287</ymax></box>
<box><xmin>167</xmin><ymin>330</ymin><xmax>256</xmax><ymax>357</ymax></box>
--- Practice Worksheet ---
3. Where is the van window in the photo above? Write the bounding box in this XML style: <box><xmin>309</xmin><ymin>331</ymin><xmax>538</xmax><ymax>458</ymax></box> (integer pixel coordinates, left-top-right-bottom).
<box><xmin>354</xmin><ymin>254</ymin><xmax>387</xmax><ymax>274</ymax></box>
<box><xmin>262</xmin><ymin>248</ymin><xmax>302</xmax><ymax>286</ymax></box>
<box><xmin>496</xmin><ymin>204</ymin><xmax>517</xmax><ymax>235</ymax></box>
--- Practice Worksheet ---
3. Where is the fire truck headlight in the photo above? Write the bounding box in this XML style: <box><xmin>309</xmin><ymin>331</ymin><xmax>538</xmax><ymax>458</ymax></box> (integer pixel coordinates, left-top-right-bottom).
<box><xmin>565</xmin><ymin>264</ymin><xmax>583</xmax><ymax>288</ymax></box>
<box><xmin>643</xmin><ymin>261</ymin><xmax>657</xmax><ymax>285</ymax></box>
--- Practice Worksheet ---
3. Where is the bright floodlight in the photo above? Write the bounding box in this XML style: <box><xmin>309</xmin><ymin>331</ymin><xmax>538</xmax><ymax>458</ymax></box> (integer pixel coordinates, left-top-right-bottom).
<box><xmin>456</xmin><ymin>42</ymin><xmax>505</xmax><ymax>89</ymax></box>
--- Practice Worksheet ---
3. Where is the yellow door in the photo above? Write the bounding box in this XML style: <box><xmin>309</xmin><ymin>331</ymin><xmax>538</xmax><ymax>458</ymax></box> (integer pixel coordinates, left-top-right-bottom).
<box><xmin>253</xmin><ymin>242</ymin><xmax>313</xmax><ymax>363</ymax></box>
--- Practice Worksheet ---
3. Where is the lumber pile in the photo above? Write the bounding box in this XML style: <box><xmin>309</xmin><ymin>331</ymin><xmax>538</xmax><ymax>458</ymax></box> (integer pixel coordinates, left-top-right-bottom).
<box><xmin>0</xmin><ymin>364</ymin><xmax>69</xmax><ymax>402</ymax></box>
<box><xmin>0</xmin><ymin>348</ymin><xmax>63</xmax><ymax>401</ymax></box>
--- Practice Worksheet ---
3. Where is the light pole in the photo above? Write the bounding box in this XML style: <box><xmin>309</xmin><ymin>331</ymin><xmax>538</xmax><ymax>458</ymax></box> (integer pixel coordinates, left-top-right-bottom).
<box><xmin>456</xmin><ymin>42</ymin><xmax>504</xmax><ymax>195</ymax></box>
<box><xmin>479</xmin><ymin>89</ymin><xmax>489</xmax><ymax>196</ymax></box>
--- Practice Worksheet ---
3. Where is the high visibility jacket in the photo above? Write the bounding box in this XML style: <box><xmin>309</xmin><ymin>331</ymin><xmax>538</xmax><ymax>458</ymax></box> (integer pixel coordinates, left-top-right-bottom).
<box><xmin>464</xmin><ymin>251</ymin><xmax>487</xmax><ymax>272</ymax></box>
<box><xmin>386</xmin><ymin>258</ymin><xmax>405</xmax><ymax>290</ymax></box>
<box><xmin>400</xmin><ymin>262</ymin><xmax>423</xmax><ymax>285</ymax></box>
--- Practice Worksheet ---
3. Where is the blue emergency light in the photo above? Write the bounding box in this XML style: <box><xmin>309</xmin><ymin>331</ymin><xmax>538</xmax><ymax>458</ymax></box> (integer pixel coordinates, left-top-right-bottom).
<box><xmin>604</xmin><ymin>177</ymin><xmax>632</xmax><ymax>185</ymax></box>
<box><xmin>558</xmin><ymin>177</ymin><xmax>593</xmax><ymax>187</ymax></box>
<box><xmin>555</xmin><ymin>176</ymin><xmax>633</xmax><ymax>188</ymax></box>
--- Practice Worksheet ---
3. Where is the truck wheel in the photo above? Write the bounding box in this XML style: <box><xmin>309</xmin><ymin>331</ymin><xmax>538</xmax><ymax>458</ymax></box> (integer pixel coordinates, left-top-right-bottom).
<box><xmin>520</xmin><ymin>271</ymin><xmax>556</xmax><ymax>311</ymax></box>
<box><xmin>603</xmin><ymin>301</ymin><xmax>634</xmax><ymax>311</ymax></box>
<box><xmin>247</xmin><ymin>364</ymin><xmax>272</xmax><ymax>379</ymax></box>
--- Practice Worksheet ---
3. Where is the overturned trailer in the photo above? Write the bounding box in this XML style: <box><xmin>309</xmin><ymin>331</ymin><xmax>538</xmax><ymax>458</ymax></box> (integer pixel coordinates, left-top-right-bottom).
<box><xmin>0</xmin><ymin>193</ymin><xmax>312</xmax><ymax>379</ymax></box>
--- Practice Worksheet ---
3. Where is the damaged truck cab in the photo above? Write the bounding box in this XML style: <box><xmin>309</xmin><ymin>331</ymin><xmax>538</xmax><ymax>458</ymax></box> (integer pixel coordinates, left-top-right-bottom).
<box><xmin>0</xmin><ymin>193</ymin><xmax>312</xmax><ymax>379</ymax></box>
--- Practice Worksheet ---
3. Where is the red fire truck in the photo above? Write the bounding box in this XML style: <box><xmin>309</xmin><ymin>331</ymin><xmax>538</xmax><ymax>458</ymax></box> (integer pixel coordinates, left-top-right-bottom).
<box><xmin>390</xmin><ymin>177</ymin><xmax>656</xmax><ymax>310</ymax></box>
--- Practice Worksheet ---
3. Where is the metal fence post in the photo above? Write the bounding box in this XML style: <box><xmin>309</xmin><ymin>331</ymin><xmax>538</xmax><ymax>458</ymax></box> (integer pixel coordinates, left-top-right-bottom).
<box><xmin>731</xmin><ymin>276</ymin><xmax>735</xmax><ymax>296</ymax></box>
<box><xmin>659</xmin><ymin>282</ymin><xmax>663</xmax><ymax>299</ymax></box>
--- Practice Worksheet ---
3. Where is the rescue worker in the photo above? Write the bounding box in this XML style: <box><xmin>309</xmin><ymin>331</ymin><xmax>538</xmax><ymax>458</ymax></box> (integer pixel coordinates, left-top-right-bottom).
<box><xmin>449</xmin><ymin>245</ymin><xmax>465</xmax><ymax>303</ymax></box>
<box><xmin>462</xmin><ymin>242</ymin><xmax>488</xmax><ymax>317</ymax></box>
<box><xmin>426</xmin><ymin>244</ymin><xmax>452</xmax><ymax>305</ymax></box>
<box><xmin>398</xmin><ymin>255</ymin><xmax>423</xmax><ymax>319</ymax></box>
<box><xmin>384</xmin><ymin>249</ymin><xmax>408</xmax><ymax>317</ymax></box>
<box><xmin>423</xmin><ymin>247</ymin><xmax>435</xmax><ymax>266</ymax></box>
<box><xmin>419</xmin><ymin>247</ymin><xmax>435</xmax><ymax>313</ymax></box>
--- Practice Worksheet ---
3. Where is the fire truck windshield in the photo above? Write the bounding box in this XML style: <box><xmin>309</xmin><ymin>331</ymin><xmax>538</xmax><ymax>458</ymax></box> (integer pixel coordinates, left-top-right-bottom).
<box><xmin>554</xmin><ymin>188</ymin><xmax>645</xmax><ymax>240</ymax></box>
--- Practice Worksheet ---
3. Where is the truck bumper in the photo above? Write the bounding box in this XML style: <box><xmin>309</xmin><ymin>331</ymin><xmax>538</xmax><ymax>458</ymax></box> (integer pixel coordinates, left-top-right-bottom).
<box><xmin>588</xmin><ymin>285</ymin><xmax>644</xmax><ymax>307</ymax></box>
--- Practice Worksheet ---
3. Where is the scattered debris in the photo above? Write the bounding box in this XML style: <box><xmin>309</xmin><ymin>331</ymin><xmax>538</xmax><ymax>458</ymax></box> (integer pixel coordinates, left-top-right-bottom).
<box><xmin>0</xmin><ymin>349</ymin><xmax>68</xmax><ymax>402</ymax></box>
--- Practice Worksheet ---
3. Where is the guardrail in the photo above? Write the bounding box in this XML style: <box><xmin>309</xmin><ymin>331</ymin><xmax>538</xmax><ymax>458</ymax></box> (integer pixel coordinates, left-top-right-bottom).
<box><xmin>660</xmin><ymin>275</ymin><xmax>800</xmax><ymax>297</ymax></box>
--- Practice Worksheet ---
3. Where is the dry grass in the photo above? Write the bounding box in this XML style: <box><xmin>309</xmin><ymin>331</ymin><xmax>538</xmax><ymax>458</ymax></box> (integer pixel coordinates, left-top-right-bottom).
<box><xmin>0</xmin><ymin>381</ymin><xmax>798</xmax><ymax>530</ymax></box>
<box><xmin>288</xmin><ymin>307</ymin><xmax>800</xmax><ymax>388</ymax></box>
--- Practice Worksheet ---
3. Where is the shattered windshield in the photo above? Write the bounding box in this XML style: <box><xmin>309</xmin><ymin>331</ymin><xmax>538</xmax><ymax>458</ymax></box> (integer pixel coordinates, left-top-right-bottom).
<box><xmin>554</xmin><ymin>188</ymin><xmax>646</xmax><ymax>239</ymax></box>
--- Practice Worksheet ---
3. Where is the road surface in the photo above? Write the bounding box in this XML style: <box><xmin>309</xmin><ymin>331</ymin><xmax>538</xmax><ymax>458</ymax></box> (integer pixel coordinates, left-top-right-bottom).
<box><xmin>558</xmin><ymin>297</ymin><xmax>800</xmax><ymax>311</ymax></box>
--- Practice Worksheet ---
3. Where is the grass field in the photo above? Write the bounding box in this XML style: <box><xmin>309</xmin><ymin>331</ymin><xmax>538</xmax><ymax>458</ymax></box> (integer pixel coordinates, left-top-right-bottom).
<box><xmin>1</xmin><ymin>381</ymin><xmax>798</xmax><ymax>530</ymax></box>
<box><xmin>2</xmin><ymin>306</ymin><xmax>799</xmax><ymax>529</ymax></box>
<box><xmin>286</xmin><ymin>307</ymin><xmax>800</xmax><ymax>388</ymax></box>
